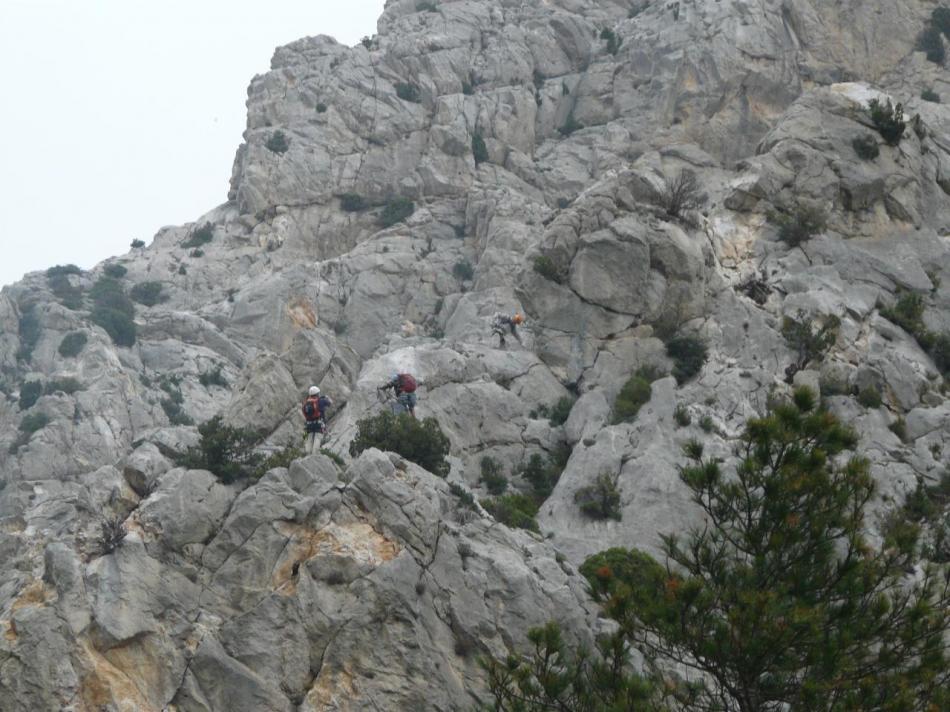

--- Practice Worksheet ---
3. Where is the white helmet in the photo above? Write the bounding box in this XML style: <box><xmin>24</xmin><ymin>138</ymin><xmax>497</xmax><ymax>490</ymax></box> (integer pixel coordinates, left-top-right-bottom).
<box><xmin>308</xmin><ymin>386</ymin><xmax>320</xmax><ymax>396</ymax></box>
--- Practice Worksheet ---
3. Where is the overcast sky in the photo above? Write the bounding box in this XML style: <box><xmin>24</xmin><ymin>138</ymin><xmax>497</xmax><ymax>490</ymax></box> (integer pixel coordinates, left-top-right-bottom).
<box><xmin>0</xmin><ymin>0</ymin><xmax>384</xmax><ymax>288</ymax></box>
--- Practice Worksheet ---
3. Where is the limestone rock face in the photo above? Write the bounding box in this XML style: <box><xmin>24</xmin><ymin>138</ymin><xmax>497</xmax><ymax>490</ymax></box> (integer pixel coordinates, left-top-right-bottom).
<box><xmin>3</xmin><ymin>0</ymin><xmax>950</xmax><ymax>708</ymax></box>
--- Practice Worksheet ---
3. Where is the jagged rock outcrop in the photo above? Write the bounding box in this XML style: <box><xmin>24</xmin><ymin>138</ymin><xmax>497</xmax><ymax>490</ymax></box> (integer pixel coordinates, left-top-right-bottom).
<box><xmin>2</xmin><ymin>0</ymin><xmax>950</xmax><ymax>708</ymax></box>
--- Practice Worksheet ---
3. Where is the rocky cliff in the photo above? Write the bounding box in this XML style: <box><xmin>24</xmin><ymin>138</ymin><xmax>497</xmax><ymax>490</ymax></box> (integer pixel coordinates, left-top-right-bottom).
<box><xmin>2</xmin><ymin>0</ymin><xmax>950</xmax><ymax>709</ymax></box>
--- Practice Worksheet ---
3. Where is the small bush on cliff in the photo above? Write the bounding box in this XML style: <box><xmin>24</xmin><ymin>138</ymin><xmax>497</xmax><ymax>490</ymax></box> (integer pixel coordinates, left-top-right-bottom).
<box><xmin>868</xmin><ymin>98</ymin><xmax>906</xmax><ymax>145</ymax></box>
<box><xmin>58</xmin><ymin>331</ymin><xmax>87</xmax><ymax>358</ymax></box>
<box><xmin>665</xmin><ymin>334</ymin><xmax>708</xmax><ymax>383</ymax></box>
<box><xmin>479</xmin><ymin>456</ymin><xmax>508</xmax><ymax>495</ymax></box>
<box><xmin>574</xmin><ymin>472</ymin><xmax>622</xmax><ymax>520</ymax></box>
<box><xmin>769</xmin><ymin>202</ymin><xmax>827</xmax><ymax>247</ymax></box>
<box><xmin>265</xmin><ymin>131</ymin><xmax>290</xmax><ymax>154</ymax></box>
<box><xmin>349</xmin><ymin>411</ymin><xmax>451</xmax><ymax>477</ymax></box>
<box><xmin>653</xmin><ymin>169</ymin><xmax>706</xmax><ymax>223</ymax></box>
<box><xmin>89</xmin><ymin>277</ymin><xmax>136</xmax><ymax>347</ymax></box>
<box><xmin>97</xmin><ymin>517</ymin><xmax>127</xmax><ymax>556</ymax></box>
<box><xmin>612</xmin><ymin>368</ymin><xmax>657</xmax><ymax>423</ymax></box>
<box><xmin>480</xmin><ymin>493</ymin><xmax>540</xmax><ymax>532</ymax></box>
<box><xmin>19</xmin><ymin>381</ymin><xmax>43</xmax><ymax>410</ymax></box>
<box><xmin>600</xmin><ymin>27</ymin><xmax>621</xmax><ymax>55</ymax></box>
<box><xmin>377</xmin><ymin>197</ymin><xmax>415</xmax><ymax>227</ymax></box>
<box><xmin>16</xmin><ymin>306</ymin><xmax>41</xmax><ymax>362</ymax></box>
<box><xmin>852</xmin><ymin>133</ymin><xmax>880</xmax><ymax>160</ymax></box>
<box><xmin>395</xmin><ymin>82</ymin><xmax>421</xmax><ymax>103</ymax></box>
<box><xmin>175</xmin><ymin>416</ymin><xmax>264</xmax><ymax>484</ymax></box>
<box><xmin>917</xmin><ymin>24</ymin><xmax>946</xmax><ymax>64</ymax></box>
<box><xmin>781</xmin><ymin>309</ymin><xmax>840</xmax><ymax>378</ymax></box>
<box><xmin>472</xmin><ymin>132</ymin><xmax>489</xmax><ymax>164</ymax></box>
<box><xmin>103</xmin><ymin>264</ymin><xmax>127</xmax><ymax>279</ymax></box>
<box><xmin>182</xmin><ymin>223</ymin><xmax>214</xmax><ymax>248</ymax></box>
<box><xmin>922</xmin><ymin>88</ymin><xmax>941</xmax><ymax>103</ymax></box>
<box><xmin>532</xmin><ymin>255</ymin><xmax>565</xmax><ymax>283</ymax></box>
<box><xmin>130</xmin><ymin>281</ymin><xmax>166</xmax><ymax>307</ymax></box>
<box><xmin>130</xmin><ymin>239</ymin><xmax>145</xmax><ymax>249</ymax></box>
<box><xmin>339</xmin><ymin>193</ymin><xmax>367</xmax><ymax>212</ymax></box>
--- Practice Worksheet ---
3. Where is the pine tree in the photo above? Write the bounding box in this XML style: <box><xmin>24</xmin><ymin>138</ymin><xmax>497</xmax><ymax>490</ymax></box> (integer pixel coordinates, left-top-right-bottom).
<box><xmin>485</xmin><ymin>389</ymin><xmax>950</xmax><ymax>712</ymax></box>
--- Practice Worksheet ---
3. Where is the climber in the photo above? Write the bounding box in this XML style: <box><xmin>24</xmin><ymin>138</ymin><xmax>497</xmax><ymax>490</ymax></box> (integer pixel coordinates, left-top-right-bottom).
<box><xmin>378</xmin><ymin>372</ymin><xmax>417</xmax><ymax>418</ymax></box>
<box><xmin>302</xmin><ymin>386</ymin><xmax>333</xmax><ymax>452</ymax></box>
<box><xmin>490</xmin><ymin>312</ymin><xmax>524</xmax><ymax>347</ymax></box>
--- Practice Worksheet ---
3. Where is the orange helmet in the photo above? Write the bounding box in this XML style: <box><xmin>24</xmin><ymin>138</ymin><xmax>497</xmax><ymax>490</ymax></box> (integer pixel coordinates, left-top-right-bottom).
<box><xmin>512</xmin><ymin>313</ymin><xmax>524</xmax><ymax>325</ymax></box>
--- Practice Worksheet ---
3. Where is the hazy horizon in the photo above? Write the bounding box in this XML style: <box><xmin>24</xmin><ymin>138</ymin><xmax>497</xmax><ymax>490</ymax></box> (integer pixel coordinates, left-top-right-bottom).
<box><xmin>0</xmin><ymin>0</ymin><xmax>384</xmax><ymax>289</ymax></box>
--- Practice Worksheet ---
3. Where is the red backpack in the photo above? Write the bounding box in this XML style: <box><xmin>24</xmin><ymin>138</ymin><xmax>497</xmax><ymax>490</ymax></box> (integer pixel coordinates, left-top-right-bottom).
<box><xmin>302</xmin><ymin>396</ymin><xmax>321</xmax><ymax>421</ymax></box>
<box><xmin>397</xmin><ymin>373</ymin><xmax>417</xmax><ymax>393</ymax></box>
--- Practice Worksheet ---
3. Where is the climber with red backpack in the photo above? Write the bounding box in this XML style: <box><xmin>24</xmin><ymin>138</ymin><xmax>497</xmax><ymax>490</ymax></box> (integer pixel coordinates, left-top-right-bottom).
<box><xmin>378</xmin><ymin>372</ymin><xmax>417</xmax><ymax>418</ymax></box>
<box><xmin>302</xmin><ymin>386</ymin><xmax>333</xmax><ymax>451</ymax></box>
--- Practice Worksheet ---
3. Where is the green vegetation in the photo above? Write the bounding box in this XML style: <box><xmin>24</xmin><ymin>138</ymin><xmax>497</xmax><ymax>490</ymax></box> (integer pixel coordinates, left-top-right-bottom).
<box><xmin>479</xmin><ymin>456</ymin><xmax>508</xmax><ymax>495</ymax></box>
<box><xmin>453</xmin><ymin>259</ymin><xmax>475</xmax><ymax>282</ymax></box>
<box><xmin>16</xmin><ymin>306</ymin><xmax>41</xmax><ymax>362</ymax></box>
<box><xmin>174</xmin><ymin>416</ymin><xmax>264</xmax><ymax>484</ymax></box>
<box><xmin>103</xmin><ymin>264</ymin><xmax>127</xmax><ymax>278</ymax></box>
<box><xmin>395</xmin><ymin>82</ymin><xmax>421</xmax><ymax>103</ymax></box>
<box><xmin>339</xmin><ymin>193</ymin><xmax>367</xmax><ymax>212</ymax></box>
<box><xmin>612</xmin><ymin>368</ymin><xmax>657</xmax><ymax>423</ymax></box>
<box><xmin>349</xmin><ymin>411</ymin><xmax>451</xmax><ymax>477</ymax></box>
<box><xmin>857</xmin><ymin>384</ymin><xmax>883</xmax><ymax>409</ymax></box>
<box><xmin>880</xmin><ymin>290</ymin><xmax>926</xmax><ymax>335</ymax></box>
<box><xmin>532</xmin><ymin>255</ymin><xmax>565</xmax><ymax>283</ymax></box>
<box><xmin>547</xmin><ymin>396</ymin><xmax>574</xmax><ymax>426</ymax></box>
<box><xmin>574</xmin><ymin>472</ymin><xmax>622</xmax><ymax>520</ymax></box>
<box><xmin>89</xmin><ymin>276</ymin><xmax>136</xmax><ymax>347</ymax></box>
<box><xmin>58</xmin><ymin>331</ymin><xmax>87</xmax><ymax>358</ymax></box>
<box><xmin>19</xmin><ymin>381</ymin><xmax>43</xmax><ymax>410</ymax></box>
<box><xmin>265</xmin><ymin>130</ymin><xmax>290</xmax><ymax>154</ymax></box>
<box><xmin>130</xmin><ymin>239</ymin><xmax>145</xmax><ymax>249</ymax></box>
<box><xmin>673</xmin><ymin>403</ymin><xmax>691</xmax><ymax>427</ymax></box>
<box><xmin>480</xmin><ymin>493</ymin><xmax>540</xmax><ymax>533</ymax></box>
<box><xmin>415</xmin><ymin>1</ymin><xmax>437</xmax><ymax>11</ymax></box>
<box><xmin>19</xmin><ymin>412</ymin><xmax>50</xmax><ymax>434</ymax></box>
<box><xmin>917</xmin><ymin>24</ymin><xmax>946</xmax><ymax>64</ymax></box>
<box><xmin>130</xmin><ymin>281</ymin><xmax>166</xmax><ymax>307</ymax></box>
<box><xmin>45</xmin><ymin>377</ymin><xmax>82</xmax><ymax>395</ymax></box>
<box><xmin>781</xmin><ymin>309</ymin><xmax>840</xmax><ymax>376</ymax></box>
<box><xmin>47</xmin><ymin>270</ymin><xmax>84</xmax><ymax>310</ymax></box>
<box><xmin>182</xmin><ymin>223</ymin><xmax>214</xmax><ymax>248</ymax></box>
<box><xmin>922</xmin><ymin>88</ymin><xmax>941</xmax><ymax>103</ymax></box>
<box><xmin>520</xmin><ymin>445</ymin><xmax>571</xmax><ymax>502</ymax></box>
<box><xmin>9</xmin><ymin>411</ymin><xmax>52</xmax><ymax>453</ymax></box>
<box><xmin>472</xmin><ymin>132</ymin><xmax>488</xmax><ymax>164</ymax></box>
<box><xmin>557</xmin><ymin>114</ymin><xmax>584</xmax><ymax>137</ymax></box>
<box><xmin>851</xmin><ymin>133</ymin><xmax>879</xmax><ymax>160</ymax></box>
<box><xmin>486</xmin><ymin>389</ymin><xmax>950</xmax><ymax>711</ymax></box>
<box><xmin>257</xmin><ymin>441</ymin><xmax>306</xmax><ymax>474</ymax></box>
<box><xmin>878</xmin><ymin>291</ymin><xmax>950</xmax><ymax>376</ymax></box>
<box><xmin>868</xmin><ymin>98</ymin><xmax>906</xmax><ymax>145</ymax></box>
<box><xmin>199</xmin><ymin>365</ymin><xmax>227</xmax><ymax>388</ymax></box>
<box><xmin>665</xmin><ymin>334</ymin><xmax>707</xmax><ymax>384</ymax></box>
<box><xmin>377</xmin><ymin>197</ymin><xmax>415</xmax><ymax>227</ymax></box>
<box><xmin>769</xmin><ymin>202</ymin><xmax>827</xmax><ymax>247</ymax></box>
<box><xmin>320</xmin><ymin>448</ymin><xmax>346</xmax><ymax>468</ymax></box>
<box><xmin>600</xmin><ymin>27</ymin><xmax>621</xmax><ymax>55</ymax></box>
<box><xmin>315</xmin><ymin>102</ymin><xmax>327</xmax><ymax>113</ymax></box>
<box><xmin>46</xmin><ymin>264</ymin><xmax>81</xmax><ymax>277</ymax></box>
<box><xmin>461</xmin><ymin>81</ymin><xmax>474</xmax><ymax>95</ymax></box>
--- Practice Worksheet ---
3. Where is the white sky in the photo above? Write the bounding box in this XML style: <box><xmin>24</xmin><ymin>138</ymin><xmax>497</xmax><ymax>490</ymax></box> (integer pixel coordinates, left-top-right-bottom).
<box><xmin>0</xmin><ymin>0</ymin><xmax>384</xmax><ymax>288</ymax></box>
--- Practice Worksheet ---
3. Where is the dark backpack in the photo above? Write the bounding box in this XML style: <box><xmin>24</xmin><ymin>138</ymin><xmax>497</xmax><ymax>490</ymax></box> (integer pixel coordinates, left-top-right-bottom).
<box><xmin>397</xmin><ymin>373</ymin><xmax>417</xmax><ymax>393</ymax></box>
<box><xmin>303</xmin><ymin>396</ymin><xmax>321</xmax><ymax>421</ymax></box>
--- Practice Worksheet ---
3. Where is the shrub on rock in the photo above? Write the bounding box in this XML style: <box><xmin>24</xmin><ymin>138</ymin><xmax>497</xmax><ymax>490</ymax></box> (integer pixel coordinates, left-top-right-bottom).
<box><xmin>349</xmin><ymin>411</ymin><xmax>451</xmax><ymax>477</ymax></box>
